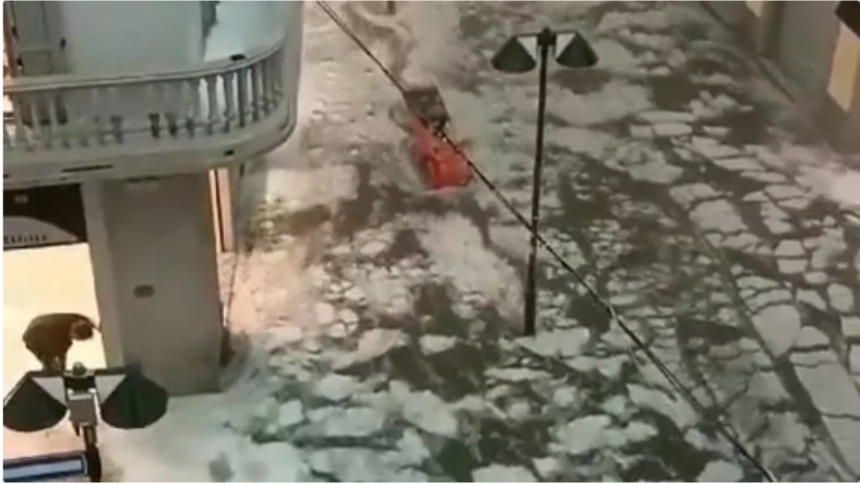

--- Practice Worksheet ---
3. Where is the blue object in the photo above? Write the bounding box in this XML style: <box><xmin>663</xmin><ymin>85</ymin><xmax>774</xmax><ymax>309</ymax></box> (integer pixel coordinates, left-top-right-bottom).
<box><xmin>3</xmin><ymin>450</ymin><xmax>88</xmax><ymax>482</ymax></box>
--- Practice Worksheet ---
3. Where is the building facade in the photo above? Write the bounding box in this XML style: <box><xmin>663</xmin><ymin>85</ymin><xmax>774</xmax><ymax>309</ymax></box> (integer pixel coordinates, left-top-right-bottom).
<box><xmin>706</xmin><ymin>0</ymin><xmax>860</xmax><ymax>152</ymax></box>
<box><xmin>3</xmin><ymin>1</ymin><xmax>303</xmax><ymax>395</ymax></box>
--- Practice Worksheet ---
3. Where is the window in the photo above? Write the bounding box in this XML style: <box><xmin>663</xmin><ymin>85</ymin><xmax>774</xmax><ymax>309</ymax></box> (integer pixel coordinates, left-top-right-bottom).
<box><xmin>837</xmin><ymin>1</ymin><xmax>860</xmax><ymax>37</ymax></box>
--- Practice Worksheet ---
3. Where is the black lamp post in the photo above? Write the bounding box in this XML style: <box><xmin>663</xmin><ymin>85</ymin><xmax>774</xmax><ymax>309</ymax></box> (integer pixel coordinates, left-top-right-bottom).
<box><xmin>491</xmin><ymin>28</ymin><xmax>597</xmax><ymax>336</ymax></box>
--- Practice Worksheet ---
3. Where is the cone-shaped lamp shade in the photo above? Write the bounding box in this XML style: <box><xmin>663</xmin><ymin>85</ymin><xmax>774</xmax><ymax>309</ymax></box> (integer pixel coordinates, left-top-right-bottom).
<box><xmin>492</xmin><ymin>36</ymin><xmax>537</xmax><ymax>73</ymax></box>
<box><xmin>3</xmin><ymin>375</ymin><xmax>68</xmax><ymax>432</ymax></box>
<box><xmin>556</xmin><ymin>33</ymin><xmax>598</xmax><ymax>68</ymax></box>
<box><xmin>99</xmin><ymin>369</ymin><xmax>168</xmax><ymax>429</ymax></box>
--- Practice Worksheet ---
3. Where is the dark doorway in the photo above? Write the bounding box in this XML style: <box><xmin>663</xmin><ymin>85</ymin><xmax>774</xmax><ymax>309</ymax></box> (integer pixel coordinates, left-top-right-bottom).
<box><xmin>4</xmin><ymin>184</ymin><xmax>88</xmax><ymax>250</ymax></box>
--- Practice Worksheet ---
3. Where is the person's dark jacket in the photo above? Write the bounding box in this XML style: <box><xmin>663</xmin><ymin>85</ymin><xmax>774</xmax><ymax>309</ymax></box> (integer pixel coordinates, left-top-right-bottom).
<box><xmin>22</xmin><ymin>313</ymin><xmax>88</xmax><ymax>363</ymax></box>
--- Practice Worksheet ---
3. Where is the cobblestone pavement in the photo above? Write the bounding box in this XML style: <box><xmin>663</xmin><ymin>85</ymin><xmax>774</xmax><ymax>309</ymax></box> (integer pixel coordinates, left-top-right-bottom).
<box><xmin>213</xmin><ymin>2</ymin><xmax>860</xmax><ymax>481</ymax></box>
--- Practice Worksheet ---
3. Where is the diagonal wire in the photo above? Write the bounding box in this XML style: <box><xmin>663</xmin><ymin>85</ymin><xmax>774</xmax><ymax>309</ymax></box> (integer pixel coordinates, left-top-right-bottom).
<box><xmin>315</xmin><ymin>1</ymin><xmax>775</xmax><ymax>480</ymax></box>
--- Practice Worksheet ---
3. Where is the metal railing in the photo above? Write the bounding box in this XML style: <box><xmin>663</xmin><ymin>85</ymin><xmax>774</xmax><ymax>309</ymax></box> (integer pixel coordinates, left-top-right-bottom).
<box><xmin>3</xmin><ymin>35</ymin><xmax>297</xmax><ymax>182</ymax></box>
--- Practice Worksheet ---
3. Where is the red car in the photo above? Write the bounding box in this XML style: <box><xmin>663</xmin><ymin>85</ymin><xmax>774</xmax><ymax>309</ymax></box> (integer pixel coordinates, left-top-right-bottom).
<box><xmin>403</xmin><ymin>86</ymin><xmax>472</xmax><ymax>190</ymax></box>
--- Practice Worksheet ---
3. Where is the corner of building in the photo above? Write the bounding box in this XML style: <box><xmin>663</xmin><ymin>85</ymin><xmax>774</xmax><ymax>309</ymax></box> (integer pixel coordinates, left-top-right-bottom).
<box><xmin>705</xmin><ymin>0</ymin><xmax>860</xmax><ymax>153</ymax></box>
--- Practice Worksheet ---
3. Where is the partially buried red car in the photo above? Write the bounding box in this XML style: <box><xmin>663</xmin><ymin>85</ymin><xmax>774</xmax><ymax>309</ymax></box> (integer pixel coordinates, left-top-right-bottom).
<box><xmin>403</xmin><ymin>85</ymin><xmax>472</xmax><ymax>191</ymax></box>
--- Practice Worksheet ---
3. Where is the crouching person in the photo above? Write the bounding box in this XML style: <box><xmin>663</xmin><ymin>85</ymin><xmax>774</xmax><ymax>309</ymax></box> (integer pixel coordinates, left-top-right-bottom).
<box><xmin>23</xmin><ymin>313</ymin><xmax>98</xmax><ymax>373</ymax></box>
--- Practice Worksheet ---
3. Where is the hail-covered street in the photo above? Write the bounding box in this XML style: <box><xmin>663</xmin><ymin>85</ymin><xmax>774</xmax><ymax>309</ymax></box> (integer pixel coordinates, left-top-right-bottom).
<box><xmin>102</xmin><ymin>2</ymin><xmax>860</xmax><ymax>481</ymax></box>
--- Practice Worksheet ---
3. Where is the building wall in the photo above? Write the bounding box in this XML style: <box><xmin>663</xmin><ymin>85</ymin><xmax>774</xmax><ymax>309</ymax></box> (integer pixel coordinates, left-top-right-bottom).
<box><xmin>11</xmin><ymin>0</ymin><xmax>294</xmax><ymax>76</ymax></box>
<box><xmin>228</xmin><ymin>2</ymin><xmax>305</xmax><ymax>251</ymax></box>
<box><xmin>708</xmin><ymin>1</ymin><xmax>751</xmax><ymax>30</ymax></box>
<box><xmin>4</xmin><ymin>1</ymin><xmax>68</xmax><ymax>76</ymax></box>
<box><xmin>705</xmin><ymin>0</ymin><xmax>860</xmax><ymax>151</ymax></box>
<box><xmin>60</xmin><ymin>1</ymin><xmax>204</xmax><ymax>76</ymax></box>
<box><xmin>773</xmin><ymin>1</ymin><xmax>841</xmax><ymax>103</ymax></box>
<box><xmin>204</xmin><ymin>1</ymin><xmax>292</xmax><ymax>61</ymax></box>
<box><xmin>235</xmin><ymin>159</ymin><xmax>268</xmax><ymax>248</ymax></box>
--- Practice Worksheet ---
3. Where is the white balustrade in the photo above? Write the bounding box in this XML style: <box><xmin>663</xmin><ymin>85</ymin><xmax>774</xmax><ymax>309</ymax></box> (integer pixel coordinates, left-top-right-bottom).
<box><xmin>3</xmin><ymin>34</ymin><xmax>299</xmax><ymax>186</ymax></box>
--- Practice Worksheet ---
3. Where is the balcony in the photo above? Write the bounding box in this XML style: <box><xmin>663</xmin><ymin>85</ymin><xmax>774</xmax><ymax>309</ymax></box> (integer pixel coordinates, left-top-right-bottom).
<box><xmin>3</xmin><ymin>26</ymin><xmax>301</xmax><ymax>189</ymax></box>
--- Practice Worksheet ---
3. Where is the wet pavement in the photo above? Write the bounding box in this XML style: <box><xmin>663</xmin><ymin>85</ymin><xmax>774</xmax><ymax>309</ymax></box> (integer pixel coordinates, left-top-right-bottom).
<box><xmin>216</xmin><ymin>2</ymin><xmax>860</xmax><ymax>481</ymax></box>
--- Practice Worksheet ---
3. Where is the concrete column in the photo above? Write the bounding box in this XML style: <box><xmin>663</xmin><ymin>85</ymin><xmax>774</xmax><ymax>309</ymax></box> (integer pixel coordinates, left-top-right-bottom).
<box><xmin>82</xmin><ymin>173</ymin><xmax>223</xmax><ymax>395</ymax></box>
<box><xmin>745</xmin><ymin>0</ymin><xmax>782</xmax><ymax>55</ymax></box>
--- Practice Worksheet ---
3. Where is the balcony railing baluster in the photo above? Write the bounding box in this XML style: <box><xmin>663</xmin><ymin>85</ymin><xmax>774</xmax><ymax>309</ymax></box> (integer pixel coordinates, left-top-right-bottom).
<box><xmin>12</xmin><ymin>97</ymin><xmax>27</xmax><ymax>148</ymax></box>
<box><xmin>260</xmin><ymin>58</ymin><xmax>272</xmax><ymax>115</ymax></box>
<box><xmin>222</xmin><ymin>70</ymin><xmax>236</xmax><ymax>133</ymax></box>
<box><xmin>148</xmin><ymin>83</ymin><xmax>162</xmax><ymax>140</ymax></box>
<box><xmin>90</xmin><ymin>89</ymin><xmax>105</xmax><ymax>146</ymax></box>
<box><xmin>4</xmin><ymin>38</ymin><xmax>298</xmax><ymax>186</ymax></box>
<box><xmin>40</xmin><ymin>95</ymin><xmax>52</xmax><ymax>150</ymax></box>
<box><xmin>24</xmin><ymin>96</ymin><xmax>43</xmax><ymax>150</ymax></box>
<box><xmin>110</xmin><ymin>115</ymin><xmax>123</xmax><ymax>144</ymax></box>
<box><xmin>47</xmin><ymin>92</ymin><xmax>70</xmax><ymax>149</ymax></box>
<box><xmin>186</xmin><ymin>78</ymin><xmax>200</xmax><ymax>138</ymax></box>
<box><xmin>76</xmin><ymin>114</ymin><xmax>89</xmax><ymax>148</ymax></box>
<box><xmin>237</xmin><ymin>67</ymin><xmax>248</xmax><ymax>129</ymax></box>
<box><xmin>72</xmin><ymin>89</ymin><xmax>88</xmax><ymax>148</ymax></box>
<box><xmin>166</xmin><ymin>111</ymin><xmax>179</xmax><ymax>139</ymax></box>
<box><xmin>272</xmin><ymin>55</ymin><xmax>282</xmax><ymax>108</ymax></box>
<box><xmin>104</xmin><ymin>86</ymin><xmax>121</xmax><ymax>145</ymax></box>
<box><xmin>205</xmin><ymin>74</ymin><xmax>218</xmax><ymax>136</ymax></box>
<box><xmin>250</xmin><ymin>63</ymin><xmax>261</xmax><ymax>122</ymax></box>
<box><xmin>165</xmin><ymin>81</ymin><xmax>179</xmax><ymax>139</ymax></box>
<box><xmin>271</xmin><ymin>50</ymin><xmax>284</xmax><ymax>98</ymax></box>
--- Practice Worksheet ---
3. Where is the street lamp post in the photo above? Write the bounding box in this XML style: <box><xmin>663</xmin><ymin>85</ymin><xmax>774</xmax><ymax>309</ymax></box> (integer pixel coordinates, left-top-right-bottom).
<box><xmin>491</xmin><ymin>27</ymin><xmax>597</xmax><ymax>336</ymax></box>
